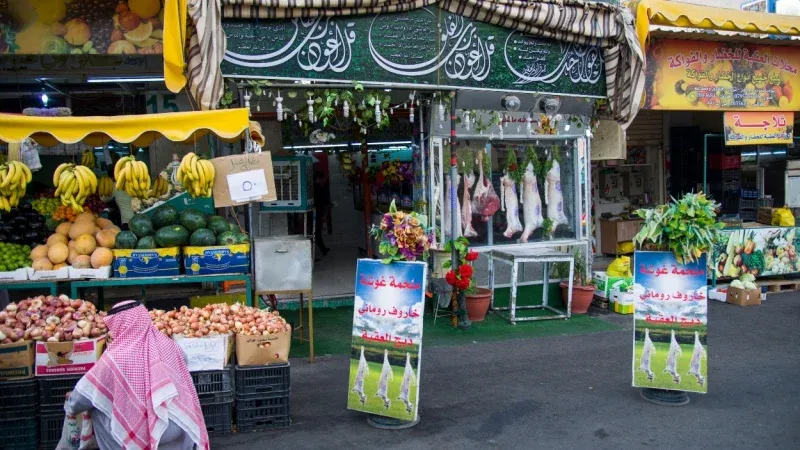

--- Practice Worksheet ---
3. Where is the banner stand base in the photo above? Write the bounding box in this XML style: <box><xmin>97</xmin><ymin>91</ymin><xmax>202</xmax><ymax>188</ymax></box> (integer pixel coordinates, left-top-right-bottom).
<box><xmin>641</xmin><ymin>388</ymin><xmax>690</xmax><ymax>407</ymax></box>
<box><xmin>367</xmin><ymin>414</ymin><xmax>420</xmax><ymax>429</ymax></box>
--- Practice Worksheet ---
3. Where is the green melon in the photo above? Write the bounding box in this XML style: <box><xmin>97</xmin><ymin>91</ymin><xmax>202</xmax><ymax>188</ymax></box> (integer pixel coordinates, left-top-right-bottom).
<box><xmin>189</xmin><ymin>228</ymin><xmax>217</xmax><ymax>246</ymax></box>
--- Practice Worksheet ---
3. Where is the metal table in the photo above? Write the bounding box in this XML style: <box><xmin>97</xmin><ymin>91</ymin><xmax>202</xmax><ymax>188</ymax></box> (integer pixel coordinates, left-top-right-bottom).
<box><xmin>70</xmin><ymin>274</ymin><xmax>252</xmax><ymax>310</ymax></box>
<box><xmin>488</xmin><ymin>247</ymin><xmax>574</xmax><ymax>324</ymax></box>
<box><xmin>0</xmin><ymin>279</ymin><xmax>63</xmax><ymax>296</ymax></box>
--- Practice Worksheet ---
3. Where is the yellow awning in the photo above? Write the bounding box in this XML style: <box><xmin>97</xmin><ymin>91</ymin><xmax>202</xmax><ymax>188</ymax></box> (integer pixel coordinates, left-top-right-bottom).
<box><xmin>634</xmin><ymin>0</ymin><xmax>800</xmax><ymax>47</ymax></box>
<box><xmin>0</xmin><ymin>109</ymin><xmax>251</xmax><ymax>148</ymax></box>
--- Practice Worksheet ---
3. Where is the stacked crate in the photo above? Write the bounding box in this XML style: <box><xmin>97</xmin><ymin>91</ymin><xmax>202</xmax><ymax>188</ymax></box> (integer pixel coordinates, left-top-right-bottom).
<box><xmin>0</xmin><ymin>379</ymin><xmax>38</xmax><ymax>450</ymax></box>
<box><xmin>191</xmin><ymin>366</ymin><xmax>234</xmax><ymax>436</ymax></box>
<box><xmin>234</xmin><ymin>363</ymin><xmax>291</xmax><ymax>432</ymax></box>
<box><xmin>38</xmin><ymin>375</ymin><xmax>83</xmax><ymax>450</ymax></box>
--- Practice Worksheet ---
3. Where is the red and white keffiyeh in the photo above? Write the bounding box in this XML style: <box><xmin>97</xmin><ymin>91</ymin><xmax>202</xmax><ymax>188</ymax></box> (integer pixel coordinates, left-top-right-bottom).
<box><xmin>75</xmin><ymin>301</ymin><xmax>209</xmax><ymax>450</ymax></box>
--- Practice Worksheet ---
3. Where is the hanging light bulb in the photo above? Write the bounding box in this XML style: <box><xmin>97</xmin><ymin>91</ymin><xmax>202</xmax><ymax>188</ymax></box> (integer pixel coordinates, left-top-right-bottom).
<box><xmin>409</xmin><ymin>104</ymin><xmax>415</xmax><ymax>124</ymax></box>
<box><xmin>343</xmin><ymin>100</ymin><xmax>350</xmax><ymax>118</ymax></box>
<box><xmin>275</xmin><ymin>91</ymin><xmax>284</xmax><ymax>121</ymax></box>
<box><xmin>438</xmin><ymin>100</ymin><xmax>445</xmax><ymax>122</ymax></box>
<box><xmin>307</xmin><ymin>98</ymin><xmax>314</xmax><ymax>121</ymax></box>
<box><xmin>244</xmin><ymin>91</ymin><xmax>252</xmax><ymax>116</ymax></box>
<box><xmin>463</xmin><ymin>110</ymin><xmax>470</xmax><ymax>131</ymax></box>
<box><xmin>375</xmin><ymin>99</ymin><xmax>381</xmax><ymax>122</ymax></box>
<box><xmin>390</xmin><ymin>107</ymin><xmax>394</xmax><ymax>115</ymax></box>
<box><xmin>499</xmin><ymin>123</ymin><xmax>504</xmax><ymax>140</ymax></box>
<box><xmin>526</xmin><ymin>113</ymin><xmax>533</xmax><ymax>135</ymax></box>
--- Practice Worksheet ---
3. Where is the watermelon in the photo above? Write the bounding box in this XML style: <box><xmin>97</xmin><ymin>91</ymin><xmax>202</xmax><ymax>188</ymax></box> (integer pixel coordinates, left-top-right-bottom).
<box><xmin>152</xmin><ymin>205</ymin><xmax>179</xmax><ymax>229</ymax></box>
<box><xmin>135</xmin><ymin>236</ymin><xmax>157</xmax><ymax>249</ymax></box>
<box><xmin>234</xmin><ymin>232</ymin><xmax>249</xmax><ymax>244</ymax></box>
<box><xmin>115</xmin><ymin>231</ymin><xmax>138</xmax><ymax>249</ymax></box>
<box><xmin>207</xmin><ymin>216</ymin><xmax>230</xmax><ymax>235</ymax></box>
<box><xmin>216</xmin><ymin>231</ymin><xmax>238</xmax><ymax>246</ymax></box>
<box><xmin>179</xmin><ymin>209</ymin><xmax>207</xmax><ymax>233</ymax></box>
<box><xmin>129</xmin><ymin>214</ymin><xmax>154</xmax><ymax>238</ymax></box>
<box><xmin>189</xmin><ymin>228</ymin><xmax>217</xmax><ymax>246</ymax></box>
<box><xmin>228</xmin><ymin>222</ymin><xmax>238</xmax><ymax>233</ymax></box>
<box><xmin>155</xmin><ymin>225</ymin><xmax>190</xmax><ymax>247</ymax></box>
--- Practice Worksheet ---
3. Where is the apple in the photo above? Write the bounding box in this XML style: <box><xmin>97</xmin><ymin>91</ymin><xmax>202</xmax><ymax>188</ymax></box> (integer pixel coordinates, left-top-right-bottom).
<box><xmin>51</xmin><ymin>22</ymin><xmax>67</xmax><ymax>37</ymax></box>
<box><xmin>118</xmin><ymin>11</ymin><xmax>141</xmax><ymax>32</ymax></box>
<box><xmin>64</xmin><ymin>19</ymin><xmax>91</xmax><ymax>47</ymax></box>
<box><xmin>110</xmin><ymin>29</ymin><xmax>124</xmax><ymax>42</ymax></box>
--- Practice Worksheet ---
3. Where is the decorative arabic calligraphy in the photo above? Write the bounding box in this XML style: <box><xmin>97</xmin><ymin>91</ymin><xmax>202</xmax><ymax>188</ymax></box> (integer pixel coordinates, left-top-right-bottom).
<box><xmin>359</xmin><ymin>275</ymin><xmax>421</xmax><ymax>290</ymax></box>
<box><xmin>360</xmin><ymin>331</ymin><xmax>415</xmax><ymax>348</ymax></box>
<box><xmin>667</xmin><ymin>48</ymin><xmax>798</xmax><ymax>75</ymax></box>
<box><xmin>368</xmin><ymin>9</ymin><xmax>495</xmax><ymax>81</ymax></box>
<box><xmin>639</xmin><ymin>288</ymin><xmax>707</xmax><ymax>302</ymax></box>
<box><xmin>638</xmin><ymin>264</ymin><xmax>706</xmax><ymax>277</ymax></box>
<box><xmin>224</xmin><ymin>16</ymin><xmax>356</xmax><ymax>72</ymax></box>
<box><xmin>505</xmin><ymin>35</ymin><xmax>603</xmax><ymax>86</ymax></box>
<box><xmin>358</xmin><ymin>301</ymin><xmax>421</xmax><ymax>319</ymax></box>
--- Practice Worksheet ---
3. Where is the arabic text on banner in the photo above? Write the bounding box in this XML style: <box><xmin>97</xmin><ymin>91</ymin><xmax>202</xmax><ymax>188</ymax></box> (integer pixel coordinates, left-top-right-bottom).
<box><xmin>723</xmin><ymin>111</ymin><xmax>794</xmax><ymax>146</ymax></box>
<box><xmin>632</xmin><ymin>252</ymin><xmax>708</xmax><ymax>394</ymax></box>
<box><xmin>347</xmin><ymin>259</ymin><xmax>427</xmax><ymax>421</ymax></box>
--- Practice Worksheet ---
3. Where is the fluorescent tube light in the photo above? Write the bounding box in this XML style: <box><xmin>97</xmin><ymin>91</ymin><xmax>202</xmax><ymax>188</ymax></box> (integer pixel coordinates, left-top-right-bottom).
<box><xmin>86</xmin><ymin>76</ymin><xmax>165</xmax><ymax>83</ymax></box>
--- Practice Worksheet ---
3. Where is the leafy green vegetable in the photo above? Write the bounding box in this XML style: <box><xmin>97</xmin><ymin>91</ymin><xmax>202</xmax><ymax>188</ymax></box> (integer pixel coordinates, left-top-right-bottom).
<box><xmin>742</xmin><ymin>250</ymin><xmax>765</xmax><ymax>272</ymax></box>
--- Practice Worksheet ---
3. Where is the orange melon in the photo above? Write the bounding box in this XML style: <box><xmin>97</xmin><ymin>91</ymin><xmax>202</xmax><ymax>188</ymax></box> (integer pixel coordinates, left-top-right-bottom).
<box><xmin>95</xmin><ymin>229</ymin><xmax>116</xmax><ymax>249</ymax></box>
<box><xmin>69</xmin><ymin>221</ymin><xmax>95</xmax><ymax>240</ymax></box>
<box><xmin>53</xmin><ymin>263</ymin><xmax>68</xmax><ymax>270</ymax></box>
<box><xmin>96</xmin><ymin>218</ymin><xmax>115</xmax><ymax>230</ymax></box>
<box><xmin>74</xmin><ymin>234</ymin><xmax>97</xmax><ymax>255</ymax></box>
<box><xmin>47</xmin><ymin>242</ymin><xmax>69</xmax><ymax>264</ymax></box>
<box><xmin>90</xmin><ymin>247</ymin><xmax>113</xmax><ymax>269</ymax></box>
<box><xmin>74</xmin><ymin>212</ymin><xmax>96</xmax><ymax>224</ymax></box>
<box><xmin>56</xmin><ymin>222</ymin><xmax>72</xmax><ymax>236</ymax></box>
<box><xmin>72</xmin><ymin>255</ymin><xmax>92</xmax><ymax>269</ymax></box>
<box><xmin>67</xmin><ymin>248</ymin><xmax>80</xmax><ymax>265</ymax></box>
<box><xmin>32</xmin><ymin>258</ymin><xmax>54</xmax><ymax>271</ymax></box>
<box><xmin>30</xmin><ymin>245</ymin><xmax>49</xmax><ymax>260</ymax></box>
<box><xmin>47</xmin><ymin>234</ymin><xmax>68</xmax><ymax>247</ymax></box>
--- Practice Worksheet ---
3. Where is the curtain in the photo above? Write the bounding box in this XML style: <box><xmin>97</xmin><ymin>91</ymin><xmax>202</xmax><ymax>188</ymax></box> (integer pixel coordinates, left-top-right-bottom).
<box><xmin>189</xmin><ymin>0</ymin><xmax>644</xmax><ymax>127</ymax></box>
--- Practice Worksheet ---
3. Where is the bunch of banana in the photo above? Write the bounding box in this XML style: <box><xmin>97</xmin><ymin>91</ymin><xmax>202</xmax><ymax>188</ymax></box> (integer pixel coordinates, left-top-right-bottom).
<box><xmin>98</xmin><ymin>175</ymin><xmax>114</xmax><ymax>198</ymax></box>
<box><xmin>53</xmin><ymin>163</ymin><xmax>97</xmax><ymax>212</ymax></box>
<box><xmin>148</xmin><ymin>175</ymin><xmax>170</xmax><ymax>198</ymax></box>
<box><xmin>177</xmin><ymin>152</ymin><xmax>215</xmax><ymax>198</ymax></box>
<box><xmin>114</xmin><ymin>155</ymin><xmax>151</xmax><ymax>198</ymax></box>
<box><xmin>0</xmin><ymin>161</ymin><xmax>32</xmax><ymax>212</ymax></box>
<box><xmin>81</xmin><ymin>149</ymin><xmax>96</xmax><ymax>168</ymax></box>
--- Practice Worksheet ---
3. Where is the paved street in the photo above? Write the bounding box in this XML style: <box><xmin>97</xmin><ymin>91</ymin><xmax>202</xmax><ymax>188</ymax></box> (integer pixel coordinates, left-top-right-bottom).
<box><xmin>216</xmin><ymin>293</ymin><xmax>800</xmax><ymax>449</ymax></box>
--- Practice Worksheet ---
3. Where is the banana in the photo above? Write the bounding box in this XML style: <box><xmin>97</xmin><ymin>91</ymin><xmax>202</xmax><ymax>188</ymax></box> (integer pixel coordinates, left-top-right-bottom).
<box><xmin>0</xmin><ymin>163</ymin><xmax>15</xmax><ymax>190</ymax></box>
<box><xmin>116</xmin><ymin>167</ymin><xmax>129</xmax><ymax>191</ymax></box>
<box><xmin>53</xmin><ymin>163</ymin><xmax>70</xmax><ymax>187</ymax></box>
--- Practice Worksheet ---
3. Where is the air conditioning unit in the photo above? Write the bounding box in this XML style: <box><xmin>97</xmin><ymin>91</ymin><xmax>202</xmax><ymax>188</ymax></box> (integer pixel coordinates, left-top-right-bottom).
<box><xmin>260</xmin><ymin>155</ymin><xmax>314</xmax><ymax>212</ymax></box>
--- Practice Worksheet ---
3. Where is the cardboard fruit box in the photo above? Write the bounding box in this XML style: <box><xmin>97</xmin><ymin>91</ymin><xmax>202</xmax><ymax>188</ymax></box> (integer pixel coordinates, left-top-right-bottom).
<box><xmin>35</xmin><ymin>336</ymin><xmax>106</xmax><ymax>377</ymax></box>
<box><xmin>183</xmin><ymin>244</ymin><xmax>250</xmax><ymax>276</ymax></box>
<box><xmin>592</xmin><ymin>271</ymin><xmax>633</xmax><ymax>299</ymax></box>
<box><xmin>112</xmin><ymin>247</ymin><xmax>181</xmax><ymax>278</ymax></box>
<box><xmin>726</xmin><ymin>286</ymin><xmax>761</xmax><ymax>306</ymax></box>
<box><xmin>0</xmin><ymin>341</ymin><xmax>35</xmax><ymax>380</ymax></box>
<box><xmin>173</xmin><ymin>334</ymin><xmax>233</xmax><ymax>372</ymax></box>
<box><xmin>235</xmin><ymin>331</ymin><xmax>291</xmax><ymax>366</ymax></box>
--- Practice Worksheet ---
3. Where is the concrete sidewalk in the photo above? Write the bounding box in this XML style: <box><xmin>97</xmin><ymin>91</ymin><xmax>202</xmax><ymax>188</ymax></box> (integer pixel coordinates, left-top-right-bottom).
<box><xmin>215</xmin><ymin>293</ymin><xmax>800</xmax><ymax>449</ymax></box>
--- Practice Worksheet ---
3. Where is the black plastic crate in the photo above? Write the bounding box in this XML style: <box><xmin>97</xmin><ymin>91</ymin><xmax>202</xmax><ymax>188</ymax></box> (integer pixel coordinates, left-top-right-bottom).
<box><xmin>0</xmin><ymin>379</ymin><xmax>37</xmax><ymax>419</ymax></box>
<box><xmin>201</xmin><ymin>400</ymin><xmax>233</xmax><ymax>436</ymax></box>
<box><xmin>191</xmin><ymin>367</ymin><xmax>234</xmax><ymax>405</ymax></box>
<box><xmin>234</xmin><ymin>363</ymin><xmax>290</xmax><ymax>398</ymax></box>
<box><xmin>38</xmin><ymin>375</ymin><xmax>82</xmax><ymax>411</ymax></box>
<box><xmin>39</xmin><ymin>413</ymin><xmax>63</xmax><ymax>450</ymax></box>
<box><xmin>234</xmin><ymin>394</ymin><xmax>290</xmax><ymax>432</ymax></box>
<box><xmin>0</xmin><ymin>416</ymin><xmax>37</xmax><ymax>450</ymax></box>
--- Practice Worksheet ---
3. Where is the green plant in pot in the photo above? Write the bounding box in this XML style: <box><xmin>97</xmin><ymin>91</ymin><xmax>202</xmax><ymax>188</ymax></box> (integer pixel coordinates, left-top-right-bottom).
<box><xmin>443</xmin><ymin>237</ymin><xmax>489</xmax><ymax>324</ymax></box>
<box><xmin>552</xmin><ymin>248</ymin><xmax>595</xmax><ymax>314</ymax></box>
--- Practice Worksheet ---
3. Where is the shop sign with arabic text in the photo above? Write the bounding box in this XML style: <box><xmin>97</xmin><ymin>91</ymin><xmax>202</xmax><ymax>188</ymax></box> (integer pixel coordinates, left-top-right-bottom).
<box><xmin>643</xmin><ymin>39</ymin><xmax>799</xmax><ymax>111</ymax></box>
<box><xmin>222</xmin><ymin>7</ymin><xmax>605</xmax><ymax>96</ymax></box>
<box><xmin>723</xmin><ymin>111</ymin><xmax>794</xmax><ymax>146</ymax></box>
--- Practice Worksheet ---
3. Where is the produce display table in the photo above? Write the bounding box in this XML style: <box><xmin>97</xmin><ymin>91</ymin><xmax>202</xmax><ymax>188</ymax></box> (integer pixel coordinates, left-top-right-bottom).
<box><xmin>488</xmin><ymin>247</ymin><xmax>574</xmax><ymax>324</ymax></box>
<box><xmin>70</xmin><ymin>274</ymin><xmax>252</xmax><ymax>309</ymax></box>
<box><xmin>0</xmin><ymin>279</ymin><xmax>62</xmax><ymax>296</ymax></box>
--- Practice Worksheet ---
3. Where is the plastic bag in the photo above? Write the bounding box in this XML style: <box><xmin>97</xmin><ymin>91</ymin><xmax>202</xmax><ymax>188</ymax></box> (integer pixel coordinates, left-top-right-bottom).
<box><xmin>607</xmin><ymin>256</ymin><xmax>632</xmax><ymax>277</ymax></box>
<box><xmin>20</xmin><ymin>139</ymin><xmax>42</xmax><ymax>171</ymax></box>
<box><xmin>616</xmin><ymin>241</ymin><xmax>634</xmax><ymax>254</ymax></box>
<box><xmin>56</xmin><ymin>412</ymin><xmax>98</xmax><ymax>450</ymax></box>
<box><xmin>772</xmin><ymin>207</ymin><xmax>795</xmax><ymax>227</ymax></box>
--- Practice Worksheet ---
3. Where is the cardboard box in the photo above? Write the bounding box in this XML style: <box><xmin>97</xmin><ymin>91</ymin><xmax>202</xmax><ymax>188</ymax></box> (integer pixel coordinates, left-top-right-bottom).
<box><xmin>28</xmin><ymin>266</ymin><xmax>70</xmax><ymax>280</ymax></box>
<box><xmin>112</xmin><ymin>247</ymin><xmax>181</xmax><ymax>278</ymax></box>
<box><xmin>0</xmin><ymin>268</ymin><xmax>29</xmax><ymax>282</ymax></box>
<box><xmin>0</xmin><ymin>341</ymin><xmax>35</xmax><ymax>380</ymax></box>
<box><xmin>211</xmin><ymin>153</ymin><xmax>277</xmax><ymax>208</ymax></box>
<box><xmin>757</xmin><ymin>207</ymin><xmax>775</xmax><ymax>225</ymax></box>
<box><xmin>35</xmin><ymin>336</ymin><xmax>106</xmax><ymax>376</ymax></box>
<box><xmin>69</xmin><ymin>266</ymin><xmax>112</xmax><ymax>280</ymax></box>
<box><xmin>610</xmin><ymin>287</ymin><xmax>634</xmax><ymax>314</ymax></box>
<box><xmin>235</xmin><ymin>331</ymin><xmax>291</xmax><ymax>366</ymax></box>
<box><xmin>183</xmin><ymin>244</ymin><xmax>250</xmax><ymax>275</ymax></box>
<box><xmin>593</xmin><ymin>271</ymin><xmax>633</xmax><ymax>299</ymax></box>
<box><xmin>173</xmin><ymin>334</ymin><xmax>233</xmax><ymax>372</ymax></box>
<box><xmin>726</xmin><ymin>286</ymin><xmax>761</xmax><ymax>306</ymax></box>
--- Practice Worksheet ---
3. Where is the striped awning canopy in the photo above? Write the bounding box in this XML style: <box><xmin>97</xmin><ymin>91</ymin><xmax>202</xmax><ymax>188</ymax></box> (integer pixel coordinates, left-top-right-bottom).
<box><xmin>168</xmin><ymin>0</ymin><xmax>645</xmax><ymax>128</ymax></box>
<box><xmin>631</xmin><ymin>0</ymin><xmax>800</xmax><ymax>47</ymax></box>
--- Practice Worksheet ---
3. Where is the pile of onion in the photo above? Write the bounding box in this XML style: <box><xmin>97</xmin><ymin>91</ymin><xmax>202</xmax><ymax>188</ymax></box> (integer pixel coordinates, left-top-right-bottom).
<box><xmin>0</xmin><ymin>295</ymin><xmax>108</xmax><ymax>344</ymax></box>
<box><xmin>149</xmin><ymin>303</ymin><xmax>291</xmax><ymax>338</ymax></box>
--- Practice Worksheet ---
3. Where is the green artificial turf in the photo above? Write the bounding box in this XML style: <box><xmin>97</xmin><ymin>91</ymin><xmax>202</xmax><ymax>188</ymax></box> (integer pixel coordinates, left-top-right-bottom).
<box><xmin>281</xmin><ymin>285</ymin><xmax>622</xmax><ymax>359</ymax></box>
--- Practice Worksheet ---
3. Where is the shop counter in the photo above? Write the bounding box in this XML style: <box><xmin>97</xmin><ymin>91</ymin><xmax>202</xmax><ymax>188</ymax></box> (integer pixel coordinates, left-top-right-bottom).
<box><xmin>710</xmin><ymin>223</ymin><xmax>799</xmax><ymax>283</ymax></box>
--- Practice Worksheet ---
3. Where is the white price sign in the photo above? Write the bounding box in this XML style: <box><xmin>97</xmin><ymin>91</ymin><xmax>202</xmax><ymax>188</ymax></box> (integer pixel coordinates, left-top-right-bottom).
<box><xmin>227</xmin><ymin>169</ymin><xmax>269</xmax><ymax>203</ymax></box>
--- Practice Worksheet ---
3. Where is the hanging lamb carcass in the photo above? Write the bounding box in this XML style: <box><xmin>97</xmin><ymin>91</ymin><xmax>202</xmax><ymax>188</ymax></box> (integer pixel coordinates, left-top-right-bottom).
<box><xmin>471</xmin><ymin>150</ymin><xmax>500</xmax><ymax>222</ymax></box>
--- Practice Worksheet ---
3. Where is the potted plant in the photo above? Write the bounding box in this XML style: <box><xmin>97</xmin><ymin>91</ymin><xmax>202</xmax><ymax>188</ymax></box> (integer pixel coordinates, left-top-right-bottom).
<box><xmin>443</xmin><ymin>237</ymin><xmax>489</xmax><ymax>324</ymax></box>
<box><xmin>552</xmin><ymin>248</ymin><xmax>595</xmax><ymax>314</ymax></box>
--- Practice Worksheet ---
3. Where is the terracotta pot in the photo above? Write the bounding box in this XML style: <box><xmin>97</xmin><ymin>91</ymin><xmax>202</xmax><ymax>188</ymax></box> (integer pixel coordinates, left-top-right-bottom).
<box><xmin>466</xmin><ymin>287</ymin><xmax>492</xmax><ymax>322</ymax></box>
<box><xmin>560</xmin><ymin>281</ymin><xmax>596</xmax><ymax>314</ymax></box>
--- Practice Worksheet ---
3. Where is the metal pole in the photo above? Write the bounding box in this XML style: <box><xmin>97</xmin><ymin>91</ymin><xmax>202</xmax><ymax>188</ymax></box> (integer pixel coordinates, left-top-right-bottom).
<box><xmin>448</xmin><ymin>92</ymin><xmax>470</xmax><ymax>330</ymax></box>
<box><xmin>361</xmin><ymin>135</ymin><xmax>372</xmax><ymax>258</ymax></box>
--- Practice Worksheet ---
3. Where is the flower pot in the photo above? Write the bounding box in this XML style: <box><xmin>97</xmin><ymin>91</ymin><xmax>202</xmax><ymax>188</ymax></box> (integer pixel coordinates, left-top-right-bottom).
<box><xmin>466</xmin><ymin>287</ymin><xmax>492</xmax><ymax>322</ymax></box>
<box><xmin>560</xmin><ymin>281</ymin><xmax>596</xmax><ymax>314</ymax></box>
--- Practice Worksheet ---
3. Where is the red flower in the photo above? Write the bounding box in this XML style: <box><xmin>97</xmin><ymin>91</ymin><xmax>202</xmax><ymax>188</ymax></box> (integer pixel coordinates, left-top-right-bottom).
<box><xmin>455</xmin><ymin>278</ymin><xmax>471</xmax><ymax>291</ymax></box>
<box><xmin>445</xmin><ymin>270</ymin><xmax>457</xmax><ymax>286</ymax></box>
<box><xmin>465</xmin><ymin>250</ymin><xmax>479</xmax><ymax>262</ymax></box>
<box><xmin>458</xmin><ymin>264</ymin><xmax>474</xmax><ymax>278</ymax></box>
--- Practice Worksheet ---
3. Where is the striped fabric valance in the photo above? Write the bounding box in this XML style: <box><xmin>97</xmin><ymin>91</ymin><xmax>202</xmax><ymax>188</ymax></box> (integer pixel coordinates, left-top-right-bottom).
<box><xmin>189</xmin><ymin>0</ymin><xmax>644</xmax><ymax>127</ymax></box>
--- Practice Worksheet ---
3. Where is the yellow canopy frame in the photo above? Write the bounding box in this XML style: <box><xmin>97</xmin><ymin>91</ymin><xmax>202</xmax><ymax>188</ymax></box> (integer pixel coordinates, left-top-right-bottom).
<box><xmin>0</xmin><ymin>109</ymin><xmax>254</xmax><ymax>148</ymax></box>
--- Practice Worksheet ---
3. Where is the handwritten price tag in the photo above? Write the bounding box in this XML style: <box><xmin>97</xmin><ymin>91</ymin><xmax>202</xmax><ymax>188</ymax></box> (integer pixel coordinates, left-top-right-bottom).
<box><xmin>227</xmin><ymin>170</ymin><xmax>269</xmax><ymax>203</ymax></box>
